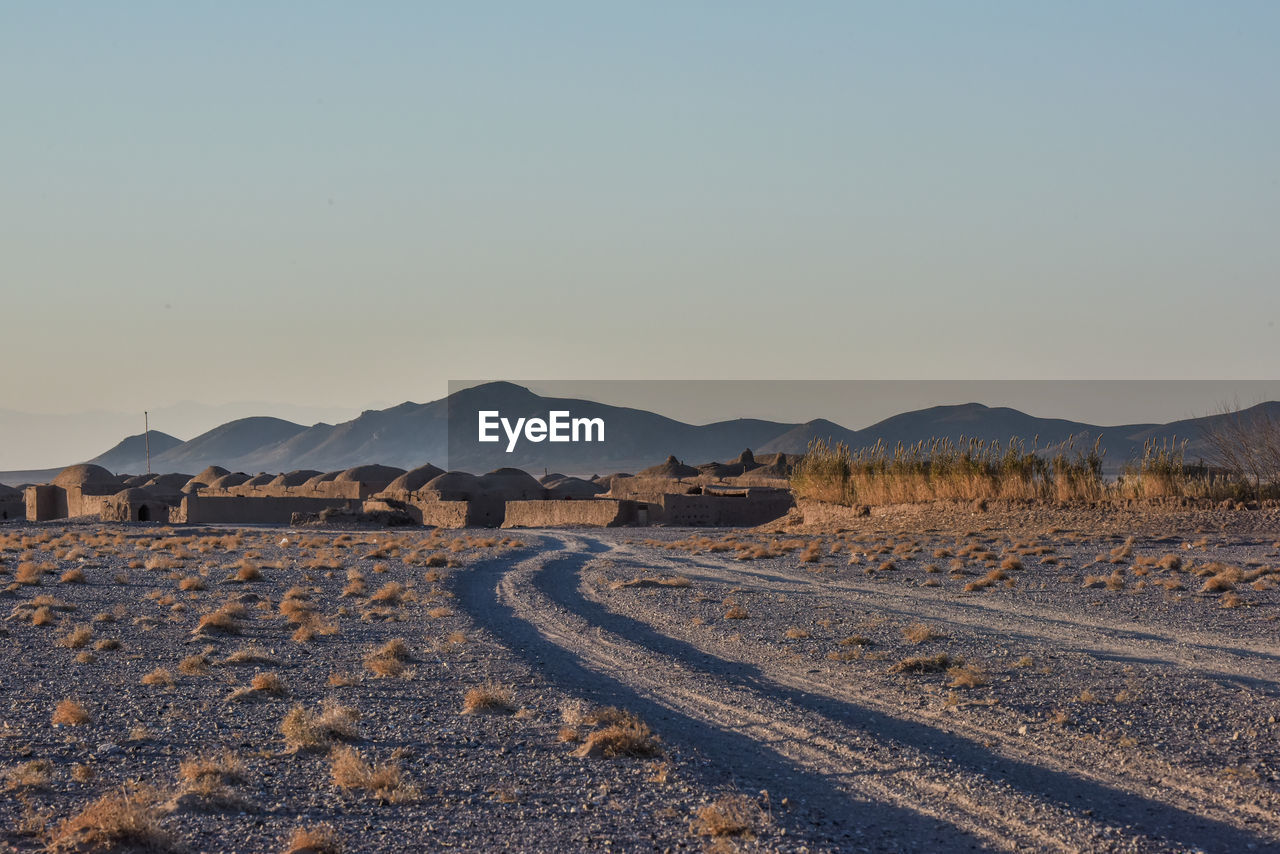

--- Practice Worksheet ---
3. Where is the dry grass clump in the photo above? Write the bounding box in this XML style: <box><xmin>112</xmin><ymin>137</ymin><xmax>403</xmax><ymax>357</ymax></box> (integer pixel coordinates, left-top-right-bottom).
<box><xmin>178</xmin><ymin>575</ymin><xmax>205</xmax><ymax>591</ymax></box>
<box><xmin>723</xmin><ymin>604</ymin><xmax>749</xmax><ymax>620</ymax></box>
<box><xmin>890</xmin><ymin>653</ymin><xmax>955</xmax><ymax>674</ymax></box>
<box><xmin>231</xmin><ymin>560</ymin><xmax>262</xmax><ymax>582</ymax></box>
<box><xmin>229</xmin><ymin>671</ymin><xmax>289</xmax><ymax>702</ymax></box>
<box><xmin>223</xmin><ymin>646</ymin><xmax>279</xmax><ymax>666</ymax></box>
<box><xmin>57</xmin><ymin>624</ymin><xmax>93</xmax><ymax>649</ymax></box>
<box><xmin>364</xmin><ymin>638</ymin><xmax>413</xmax><ymax>678</ymax></box>
<box><xmin>59</xmin><ymin>568</ymin><xmax>87</xmax><ymax>584</ymax></box>
<box><xmin>1201</xmin><ymin>565</ymin><xmax>1242</xmax><ymax>593</ymax></box>
<box><xmin>176</xmin><ymin>749</ymin><xmax>248</xmax><ymax>806</ymax></box>
<box><xmin>52</xmin><ymin>698</ymin><xmax>91</xmax><ymax>726</ymax></box>
<box><xmin>4</xmin><ymin>759</ymin><xmax>52</xmax><ymax>791</ymax></box>
<box><xmin>141</xmin><ymin>668</ymin><xmax>176</xmax><ymax>688</ymax></box>
<box><xmin>461</xmin><ymin>684</ymin><xmax>514</xmax><ymax>715</ymax></box>
<box><xmin>46</xmin><ymin>786</ymin><xmax>175</xmax><ymax>853</ymax></box>
<box><xmin>572</xmin><ymin>707</ymin><xmax>662</xmax><ymax>758</ymax></box>
<box><xmin>783</xmin><ymin>627</ymin><xmax>810</xmax><ymax>639</ymax></box>
<box><xmin>282</xmin><ymin>702</ymin><xmax>361</xmax><ymax>752</ymax></box>
<box><xmin>691</xmin><ymin>793</ymin><xmax>766</xmax><ymax>839</ymax></box>
<box><xmin>341</xmin><ymin>571</ymin><xmax>366</xmax><ymax>598</ymax></box>
<box><xmin>964</xmin><ymin>569</ymin><xmax>1007</xmax><ymax>592</ymax></box>
<box><xmin>328</xmin><ymin>746</ymin><xmax>416</xmax><ymax>803</ymax></box>
<box><xmin>16</xmin><ymin>562</ymin><xmax>44</xmax><ymax>585</ymax></box>
<box><xmin>369</xmin><ymin>582</ymin><xmax>405</xmax><ymax>605</ymax></box>
<box><xmin>902</xmin><ymin>623</ymin><xmax>942</xmax><ymax>644</ymax></box>
<box><xmin>179</xmin><ymin>653</ymin><xmax>212</xmax><ymax>675</ymax></box>
<box><xmin>947</xmin><ymin>665</ymin><xmax>988</xmax><ymax>688</ymax></box>
<box><xmin>195</xmin><ymin>601</ymin><xmax>246</xmax><ymax>635</ymax></box>
<box><xmin>283</xmin><ymin>824</ymin><xmax>344</xmax><ymax>854</ymax></box>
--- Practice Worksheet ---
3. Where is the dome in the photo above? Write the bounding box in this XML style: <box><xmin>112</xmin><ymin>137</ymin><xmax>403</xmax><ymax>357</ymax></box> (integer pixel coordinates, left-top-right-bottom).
<box><xmin>334</xmin><ymin>465</ymin><xmax>407</xmax><ymax>489</ymax></box>
<box><xmin>638</xmin><ymin>456</ymin><xmax>700</xmax><ymax>479</ymax></box>
<box><xmin>208</xmin><ymin>472</ymin><xmax>251</xmax><ymax>489</ymax></box>
<box><xmin>269</xmin><ymin>470</ymin><xmax>322</xmax><ymax>488</ymax></box>
<box><xmin>52</xmin><ymin>464</ymin><xmax>120</xmax><ymax>488</ymax></box>
<box><xmin>544</xmin><ymin>476</ymin><xmax>607</xmax><ymax>499</ymax></box>
<box><xmin>479</xmin><ymin>468</ymin><xmax>544</xmax><ymax>500</ymax></box>
<box><xmin>193</xmin><ymin>465</ymin><xmax>230</xmax><ymax>485</ymax></box>
<box><xmin>384</xmin><ymin>463</ymin><xmax>447</xmax><ymax>493</ymax></box>
<box><xmin>422</xmin><ymin>471</ymin><xmax>488</xmax><ymax>501</ymax></box>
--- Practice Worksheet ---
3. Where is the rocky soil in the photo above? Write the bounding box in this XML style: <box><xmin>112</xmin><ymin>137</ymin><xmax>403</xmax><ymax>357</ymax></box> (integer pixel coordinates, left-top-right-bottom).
<box><xmin>1</xmin><ymin>509</ymin><xmax>1278</xmax><ymax>852</ymax></box>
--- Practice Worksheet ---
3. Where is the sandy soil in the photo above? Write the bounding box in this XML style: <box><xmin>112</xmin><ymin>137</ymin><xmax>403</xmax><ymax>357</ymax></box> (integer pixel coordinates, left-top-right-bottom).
<box><xmin>1</xmin><ymin>512</ymin><xmax>1278</xmax><ymax>852</ymax></box>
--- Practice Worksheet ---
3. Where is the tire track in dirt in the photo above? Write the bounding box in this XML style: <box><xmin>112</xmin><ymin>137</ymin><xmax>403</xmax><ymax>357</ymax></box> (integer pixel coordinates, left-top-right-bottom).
<box><xmin>454</xmin><ymin>535</ymin><xmax>998</xmax><ymax>852</ymax></box>
<box><xmin>457</xmin><ymin>535</ymin><xmax>1153</xmax><ymax>852</ymax></box>
<box><xmin>654</xmin><ymin>550</ymin><xmax>1280</xmax><ymax>691</ymax></box>
<box><xmin>558</xmin><ymin>534</ymin><xmax>1280</xmax><ymax>853</ymax></box>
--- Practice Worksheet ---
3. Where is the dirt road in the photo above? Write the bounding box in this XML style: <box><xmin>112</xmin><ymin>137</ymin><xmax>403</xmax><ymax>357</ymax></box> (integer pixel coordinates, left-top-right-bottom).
<box><xmin>456</xmin><ymin>530</ymin><xmax>1280</xmax><ymax>852</ymax></box>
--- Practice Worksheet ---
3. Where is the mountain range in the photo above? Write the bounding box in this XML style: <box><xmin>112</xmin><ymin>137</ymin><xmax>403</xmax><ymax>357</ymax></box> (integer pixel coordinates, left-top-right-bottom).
<box><xmin>1</xmin><ymin>382</ymin><xmax>1272</xmax><ymax>484</ymax></box>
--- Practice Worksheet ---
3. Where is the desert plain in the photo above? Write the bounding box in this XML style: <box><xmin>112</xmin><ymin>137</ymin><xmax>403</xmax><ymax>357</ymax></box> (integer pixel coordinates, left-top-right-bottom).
<box><xmin>1</xmin><ymin>504</ymin><xmax>1278</xmax><ymax>852</ymax></box>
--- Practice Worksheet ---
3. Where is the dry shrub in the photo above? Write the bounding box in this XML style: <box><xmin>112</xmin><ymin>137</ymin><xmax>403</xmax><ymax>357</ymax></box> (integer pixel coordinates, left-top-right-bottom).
<box><xmin>60</xmin><ymin>568</ymin><xmax>86</xmax><ymax>584</ymax></box>
<box><xmin>178</xmin><ymin>653</ymin><xmax>211</xmax><ymax>676</ymax></box>
<box><xmin>47</xmin><ymin>786</ymin><xmax>175</xmax><ymax>853</ymax></box>
<box><xmin>369</xmin><ymin>582</ymin><xmax>404</xmax><ymax>605</ymax></box>
<box><xmin>1109</xmin><ymin>537</ymin><xmax>1134</xmax><ymax>561</ymax></box>
<box><xmin>964</xmin><ymin>569</ymin><xmax>1007</xmax><ymax>592</ymax></box>
<box><xmin>575</xmin><ymin>712</ymin><xmax>661</xmax><ymax>758</ymax></box>
<box><xmin>784</xmin><ymin>627</ymin><xmax>810</xmax><ymax>639</ymax></box>
<box><xmin>723</xmin><ymin>605</ymin><xmax>749</xmax><ymax>620</ymax></box>
<box><xmin>223</xmin><ymin>646</ymin><xmax>279</xmax><ymax>666</ymax></box>
<box><xmin>691</xmin><ymin>793</ymin><xmax>765</xmax><ymax>839</ymax></box>
<box><xmin>461</xmin><ymin>684</ymin><xmax>514</xmax><ymax>715</ymax></box>
<box><xmin>282</xmin><ymin>703</ymin><xmax>361</xmax><ymax>752</ymax></box>
<box><xmin>1202</xmin><ymin>568</ymin><xmax>1241</xmax><ymax>593</ymax></box>
<box><xmin>16</xmin><ymin>562</ymin><xmax>43</xmax><ymax>585</ymax></box>
<box><xmin>947</xmin><ymin>665</ymin><xmax>988</xmax><ymax>688</ymax></box>
<box><xmin>177</xmin><ymin>749</ymin><xmax>247</xmax><ymax>803</ymax></box>
<box><xmin>195</xmin><ymin>602</ymin><xmax>246</xmax><ymax>635</ymax></box>
<box><xmin>178</xmin><ymin>576</ymin><xmax>205</xmax><ymax>591</ymax></box>
<box><xmin>328</xmin><ymin>746</ymin><xmax>416</xmax><ymax>802</ymax></box>
<box><xmin>890</xmin><ymin>653</ymin><xmax>954</xmax><ymax>674</ymax></box>
<box><xmin>233</xmin><ymin>563</ymin><xmax>262</xmax><ymax>582</ymax></box>
<box><xmin>902</xmin><ymin>623</ymin><xmax>941</xmax><ymax>644</ymax></box>
<box><xmin>4</xmin><ymin>759</ymin><xmax>52</xmax><ymax>791</ymax></box>
<box><xmin>284</xmin><ymin>824</ymin><xmax>344</xmax><ymax>854</ymax></box>
<box><xmin>141</xmin><ymin>668</ymin><xmax>175</xmax><ymax>688</ymax></box>
<box><xmin>52</xmin><ymin>699</ymin><xmax>91</xmax><ymax>726</ymax></box>
<box><xmin>251</xmin><ymin>672</ymin><xmax>287</xmax><ymax>695</ymax></box>
<box><xmin>58</xmin><ymin>625</ymin><xmax>92</xmax><ymax>649</ymax></box>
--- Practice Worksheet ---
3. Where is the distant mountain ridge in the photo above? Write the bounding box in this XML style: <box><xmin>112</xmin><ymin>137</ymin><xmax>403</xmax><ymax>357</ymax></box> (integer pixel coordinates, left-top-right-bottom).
<box><xmin>0</xmin><ymin>383</ymin><xmax>1275</xmax><ymax>485</ymax></box>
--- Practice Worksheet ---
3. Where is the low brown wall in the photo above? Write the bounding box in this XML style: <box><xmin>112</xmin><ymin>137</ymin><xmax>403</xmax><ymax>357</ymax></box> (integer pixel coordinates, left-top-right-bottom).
<box><xmin>25</xmin><ymin>485</ymin><xmax>65</xmax><ymax>521</ymax></box>
<box><xmin>656</xmin><ymin>492</ymin><xmax>794</xmax><ymax>527</ymax></box>
<box><xmin>502</xmin><ymin>499</ymin><xmax>637</xmax><ymax>528</ymax></box>
<box><xmin>414</xmin><ymin>500</ymin><xmax>472</xmax><ymax>528</ymax></box>
<box><xmin>1</xmin><ymin>496</ymin><xmax>24</xmax><ymax>521</ymax></box>
<box><xmin>176</xmin><ymin>494</ymin><xmax>359</xmax><ymax>524</ymax></box>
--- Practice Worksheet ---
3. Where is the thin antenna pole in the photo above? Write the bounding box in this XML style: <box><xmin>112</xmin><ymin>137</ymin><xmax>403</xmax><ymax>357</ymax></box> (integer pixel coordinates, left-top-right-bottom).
<box><xmin>145</xmin><ymin>411</ymin><xmax>151</xmax><ymax>475</ymax></box>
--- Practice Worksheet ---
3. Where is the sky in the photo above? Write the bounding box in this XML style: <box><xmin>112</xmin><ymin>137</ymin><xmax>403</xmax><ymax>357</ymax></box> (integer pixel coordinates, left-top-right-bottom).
<box><xmin>2</xmin><ymin>2</ymin><xmax>1279</xmax><ymax>466</ymax></box>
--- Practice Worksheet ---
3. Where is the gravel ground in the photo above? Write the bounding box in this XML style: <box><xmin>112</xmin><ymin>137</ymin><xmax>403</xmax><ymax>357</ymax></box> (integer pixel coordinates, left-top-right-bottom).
<box><xmin>1</xmin><ymin>509</ymin><xmax>1278</xmax><ymax>853</ymax></box>
<box><xmin>0</xmin><ymin>523</ymin><xmax>762</xmax><ymax>854</ymax></box>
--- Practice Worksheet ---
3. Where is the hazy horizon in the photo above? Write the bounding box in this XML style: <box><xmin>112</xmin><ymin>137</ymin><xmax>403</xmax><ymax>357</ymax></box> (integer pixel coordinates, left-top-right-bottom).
<box><xmin>6</xmin><ymin>379</ymin><xmax>1280</xmax><ymax>472</ymax></box>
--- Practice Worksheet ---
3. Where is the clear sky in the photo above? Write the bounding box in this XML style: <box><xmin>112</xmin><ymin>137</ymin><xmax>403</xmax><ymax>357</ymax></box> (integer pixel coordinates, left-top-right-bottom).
<box><xmin>2</xmin><ymin>2</ymin><xmax>1278</xmax><ymax>459</ymax></box>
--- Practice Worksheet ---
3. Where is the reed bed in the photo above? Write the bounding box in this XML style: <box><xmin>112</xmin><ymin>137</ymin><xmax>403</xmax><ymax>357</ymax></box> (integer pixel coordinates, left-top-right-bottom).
<box><xmin>791</xmin><ymin>435</ymin><xmax>1251</xmax><ymax>505</ymax></box>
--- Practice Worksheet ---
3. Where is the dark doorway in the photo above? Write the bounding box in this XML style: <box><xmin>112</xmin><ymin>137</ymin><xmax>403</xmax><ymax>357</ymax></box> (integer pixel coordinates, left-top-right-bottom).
<box><xmin>137</xmin><ymin>506</ymin><xmax>150</xmax><ymax>522</ymax></box>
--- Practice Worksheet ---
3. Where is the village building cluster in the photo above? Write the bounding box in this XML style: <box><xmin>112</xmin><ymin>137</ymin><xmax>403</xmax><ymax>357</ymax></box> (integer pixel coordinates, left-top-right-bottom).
<box><xmin>14</xmin><ymin>451</ymin><xmax>796</xmax><ymax>529</ymax></box>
